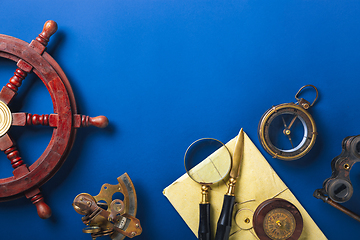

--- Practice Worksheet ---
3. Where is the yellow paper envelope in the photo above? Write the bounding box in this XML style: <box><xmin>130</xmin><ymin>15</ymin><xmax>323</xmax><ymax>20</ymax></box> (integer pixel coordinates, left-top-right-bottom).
<box><xmin>163</xmin><ymin>131</ymin><xmax>327</xmax><ymax>239</ymax></box>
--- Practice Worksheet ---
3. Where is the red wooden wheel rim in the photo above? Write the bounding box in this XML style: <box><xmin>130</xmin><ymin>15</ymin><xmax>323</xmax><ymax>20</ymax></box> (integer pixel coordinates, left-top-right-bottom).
<box><xmin>0</xmin><ymin>34</ymin><xmax>77</xmax><ymax>201</ymax></box>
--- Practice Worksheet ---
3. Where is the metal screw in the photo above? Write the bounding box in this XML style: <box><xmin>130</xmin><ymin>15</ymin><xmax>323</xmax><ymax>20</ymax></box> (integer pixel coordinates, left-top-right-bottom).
<box><xmin>302</xmin><ymin>103</ymin><xmax>309</xmax><ymax>109</ymax></box>
<box><xmin>136</xmin><ymin>223</ymin><xmax>139</xmax><ymax>228</ymax></box>
<box><xmin>131</xmin><ymin>232</ymin><xmax>136</xmax><ymax>237</ymax></box>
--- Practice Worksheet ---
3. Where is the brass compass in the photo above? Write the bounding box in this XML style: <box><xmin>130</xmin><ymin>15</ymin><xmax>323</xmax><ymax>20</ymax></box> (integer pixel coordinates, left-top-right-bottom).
<box><xmin>253</xmin><ymin>198</ymin><xmax>303</xmax><ymax>240</ymax></box>
<box><xmin>258</xmin><ymin>85</ymin><xmax>318</xmax><ymax>160</ymax></box>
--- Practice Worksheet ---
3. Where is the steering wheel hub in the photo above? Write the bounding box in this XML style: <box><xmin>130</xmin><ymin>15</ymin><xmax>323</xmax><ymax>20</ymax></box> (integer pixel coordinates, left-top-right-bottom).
<box><xmin>0</xmin><ymin>100</ymin><xmax>11</xmax><ymax>137</ymax></box>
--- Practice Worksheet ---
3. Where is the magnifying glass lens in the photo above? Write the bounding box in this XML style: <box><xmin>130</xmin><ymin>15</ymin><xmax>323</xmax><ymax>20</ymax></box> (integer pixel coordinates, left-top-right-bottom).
<box><xmin>185</xmin><ymin>138</ymin><xmax>231</xmax><ymax>184</ymax></box>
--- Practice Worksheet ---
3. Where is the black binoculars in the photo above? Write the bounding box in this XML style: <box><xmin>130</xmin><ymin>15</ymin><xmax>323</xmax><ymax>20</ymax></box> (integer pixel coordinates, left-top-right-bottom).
<box><xmin>314</xmin><ymin>135</ymin><xmax>360</xmax><ymax>221</ymax></box>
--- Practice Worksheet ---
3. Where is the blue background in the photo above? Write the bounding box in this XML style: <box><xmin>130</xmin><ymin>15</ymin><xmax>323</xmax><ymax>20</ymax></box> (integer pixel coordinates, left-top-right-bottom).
<box><xmin>0</xmin><ymin>1</ymin><xmax>360</xmax><ymax>239</ymax></box>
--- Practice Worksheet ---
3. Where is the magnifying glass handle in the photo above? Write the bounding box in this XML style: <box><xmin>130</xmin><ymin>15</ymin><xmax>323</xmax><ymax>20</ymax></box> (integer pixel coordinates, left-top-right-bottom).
<box><xmin>214</xmin><ymin>195</ymin><xmax>235</xmax><ymax>240</ymax></box>
<box><xmin>199</xmin><ymin>203</ymin><xmax>211</xmax><ymax>240</ymax></box>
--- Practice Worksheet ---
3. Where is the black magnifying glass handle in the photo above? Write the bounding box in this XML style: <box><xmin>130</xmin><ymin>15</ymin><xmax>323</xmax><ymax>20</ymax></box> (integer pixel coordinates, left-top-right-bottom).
<box><xmin>198</xmin><ymin>203</ymin><xmax>211</xmax><ymax>240</ymax></box>
<box><xmin>214</xmin><ymin>195</ymin><xmax>235</xmax><ymax>240</ymax></box>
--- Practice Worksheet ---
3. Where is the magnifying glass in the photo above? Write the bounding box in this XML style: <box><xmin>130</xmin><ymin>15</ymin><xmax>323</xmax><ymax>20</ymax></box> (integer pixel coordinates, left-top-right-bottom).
<box><xmin>184</xmin><ymin>138</ymin><xmax>232</xmax><ymax>240</ymax></box>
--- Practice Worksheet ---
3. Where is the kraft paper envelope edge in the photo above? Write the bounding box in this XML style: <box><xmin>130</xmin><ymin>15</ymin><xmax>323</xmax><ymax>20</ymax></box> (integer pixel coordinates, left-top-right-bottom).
<box><xmin>163</xmin><ymin>131</ymin><xmax>327</xmax><ymax>240</ymax></box>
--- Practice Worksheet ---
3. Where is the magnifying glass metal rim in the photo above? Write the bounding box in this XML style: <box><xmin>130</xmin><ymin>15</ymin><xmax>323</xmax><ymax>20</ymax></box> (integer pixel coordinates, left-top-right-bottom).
<box><xmin>184</xmin><ymin>137</ymin><xmax>232</xmax><ymax>185</ymax></box>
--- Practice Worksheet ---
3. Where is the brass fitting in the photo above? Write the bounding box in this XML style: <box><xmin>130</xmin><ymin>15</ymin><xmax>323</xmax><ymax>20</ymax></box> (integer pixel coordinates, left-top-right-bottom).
<box><xmin>201</xmin><ymin>185</ymin><xmax>210</xmax><ymax>204</ymax></box>
<box><xmin>226</xmin><ymin>178</ymin><xmax>237</xmax><ymax>196</ymax></box>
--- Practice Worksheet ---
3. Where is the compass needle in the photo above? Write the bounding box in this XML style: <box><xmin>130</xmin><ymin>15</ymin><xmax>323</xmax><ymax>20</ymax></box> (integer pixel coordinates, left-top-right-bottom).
<box><xmin>281</xmin><ymin>116</ymin><xmax>288</xmax><ymax>128</ymax></box>
<box><xmin>287</xmin><ymin>115</ymin><xmax>298</xmax><ymax>130</ymax></box>
<box><xmin>288</xmin><ymin>136</ymin><xmax>294</xmax><ymax>148</ymax></box>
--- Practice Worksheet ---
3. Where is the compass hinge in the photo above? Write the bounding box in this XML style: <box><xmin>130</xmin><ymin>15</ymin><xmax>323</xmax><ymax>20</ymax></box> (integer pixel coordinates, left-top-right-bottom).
<box><xmin>297</xmin><ymin>98</ymin><xmax>311</xmax><ymax>110</ymax></box>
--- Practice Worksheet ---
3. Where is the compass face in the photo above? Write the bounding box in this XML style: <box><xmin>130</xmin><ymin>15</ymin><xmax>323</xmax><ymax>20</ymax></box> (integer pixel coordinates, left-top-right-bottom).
<box><xmin>258</xmin><ymin>103</ymin><xmax>317</xmax><ymax>160</ymax></box>
<box><xmin>268</xmin><ymin>112</ymin><xmax>306</xmax><ymax>152</ymax></box>
<box><xmin>263</xmin><ymin>208</ymin><xmax>296</xmax><ymax>240</ymax></box>
<box><xmin>253</xmin><ymin>198</ymin><xmax>303</xmax><ymax>240</ymax></box>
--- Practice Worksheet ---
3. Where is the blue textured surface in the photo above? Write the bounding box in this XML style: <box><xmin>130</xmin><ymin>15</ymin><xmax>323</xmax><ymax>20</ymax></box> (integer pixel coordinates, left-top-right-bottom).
<box><xmin>0</xmin><ymin>1</ymin><xmax>360</xmax><ymax>239</ymax></box>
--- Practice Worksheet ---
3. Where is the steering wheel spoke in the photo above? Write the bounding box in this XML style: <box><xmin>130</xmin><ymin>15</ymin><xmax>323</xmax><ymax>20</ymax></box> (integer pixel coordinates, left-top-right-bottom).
<box><xmin>0</xmin><ymin>133</ymin><xmax>15</xmax><ymax>151</ymax></box>
<box><xmin>12</xmin><ymin>112</ymin><xmax>58</xmax><ymax>127</ymax></box>
<box><xmin>0</xmin><ymin>67</ymin><xmax>29</xmax><ymax>105</ymax></box>
<box><xmin>0</xmin><ymin>133</ymin><xmax>25</xmax><ymax>169</ymax></box>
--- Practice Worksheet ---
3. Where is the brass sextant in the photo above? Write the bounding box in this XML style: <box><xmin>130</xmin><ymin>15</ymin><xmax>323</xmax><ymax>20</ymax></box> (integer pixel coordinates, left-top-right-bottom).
<box><xmin>73</xmin><ymin>173</ymin><xmax>142</xmax><ymax>239</ymax></box>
